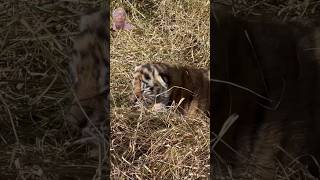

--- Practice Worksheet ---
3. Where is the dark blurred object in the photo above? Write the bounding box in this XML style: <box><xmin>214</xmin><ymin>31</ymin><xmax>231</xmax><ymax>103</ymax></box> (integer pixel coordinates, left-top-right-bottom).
<box><xmin>212</xmin><ymin>4</ymin><xmax>320</xmax><ymax>179</ymax></box>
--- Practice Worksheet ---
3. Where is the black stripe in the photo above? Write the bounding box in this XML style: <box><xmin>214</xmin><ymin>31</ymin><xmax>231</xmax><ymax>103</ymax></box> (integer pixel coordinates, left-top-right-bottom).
<box><xmin>141</xmin><ymin>80</ymin><xmax>149</xmax><ymax>85</ymax></box>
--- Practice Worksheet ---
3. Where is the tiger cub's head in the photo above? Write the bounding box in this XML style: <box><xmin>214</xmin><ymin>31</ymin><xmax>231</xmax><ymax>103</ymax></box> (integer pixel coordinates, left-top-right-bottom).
<box><xmin>131</xmin><ymin>63</ymin><xmax>170</xmax><ymax>109</ymax></box>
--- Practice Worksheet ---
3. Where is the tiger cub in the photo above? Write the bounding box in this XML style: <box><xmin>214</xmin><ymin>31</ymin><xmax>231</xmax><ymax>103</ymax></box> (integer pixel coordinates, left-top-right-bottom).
<box><xmin>131</xmin><ymin>62</ymin><xmax>210</xmax><ymax>116</ymax></box>
<box><xmin>212</xmin><ymin>5</ymin><xmax>320</xmax><ymax>179</ymax></box>
<box><xmin>67</xmin><ymin>9</ymin><xmax>109</xmax><ymax>141</ymax></box>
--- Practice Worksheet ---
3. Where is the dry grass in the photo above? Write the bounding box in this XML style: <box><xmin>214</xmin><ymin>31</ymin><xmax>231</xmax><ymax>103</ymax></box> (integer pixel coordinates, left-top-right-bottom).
<box><xmin>0</xmin><ymin>1</ymin><xmax>106</xmax><ymax>179</ymax></box>
<box><xmin>110</xmin><ymin>0</ymin><xmax>210</xmax><ymax>179</ymax></box>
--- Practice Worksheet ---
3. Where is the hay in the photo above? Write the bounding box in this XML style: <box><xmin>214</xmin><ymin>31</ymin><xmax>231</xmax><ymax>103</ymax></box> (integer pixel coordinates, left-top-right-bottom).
<box><xmin>110</xmin><ymin>0</ymin><xmax>210</xmax><ymax>179</ymax></box>
<box><xmin>0</xmin><ymin>1</ymin><xmax>106</xmax><ymax>179</ymax></box>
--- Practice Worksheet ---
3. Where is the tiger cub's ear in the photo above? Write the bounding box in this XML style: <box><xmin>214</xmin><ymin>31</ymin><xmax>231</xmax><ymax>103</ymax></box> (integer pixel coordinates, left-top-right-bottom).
<box><xmin>159</xmin><ymin>73</ymin><xmax>169</xmax><ymax>84</ymax></box>
<box><xmin>134</xmin><ymin>64</ymin><xmax>142</xmax><ymax>72</ymax></box>
<box><xmin>154</xmin><ymin>69</ymin><xmax>169</xmax><ymax>88</ymax></box>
